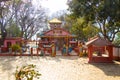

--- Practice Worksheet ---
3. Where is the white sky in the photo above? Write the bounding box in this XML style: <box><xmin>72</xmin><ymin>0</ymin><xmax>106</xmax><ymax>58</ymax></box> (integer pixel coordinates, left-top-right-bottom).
<box><xmin>33</xmin><ymin>0</ymin><xmax>68</xmax><ymax>15</ymax></box>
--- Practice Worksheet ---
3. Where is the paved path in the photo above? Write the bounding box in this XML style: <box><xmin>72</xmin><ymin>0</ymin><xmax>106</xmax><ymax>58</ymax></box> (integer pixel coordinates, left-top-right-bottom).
<box><xmin>0</xmin><ymin>56</ymin><xmax>120</xmax><ymax>80</ymax></box>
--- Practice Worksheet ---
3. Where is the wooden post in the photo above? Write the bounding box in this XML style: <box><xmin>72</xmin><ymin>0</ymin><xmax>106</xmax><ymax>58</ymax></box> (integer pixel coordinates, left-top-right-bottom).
<box><xmin>37</xmin><ymin>48</ymin><xmax>39</xmax><ymax>56</ymax></box>
<box><xmin>66</xmin><ymin>36</ymin><xmax>69</xmax><ymax>55</ymax></box>
<box><xmin>31</xmin><ymin>48</ymin><xmax>33</xmax><ymax>56</ymax></box>
<box><xmin>88</xmin><ymin>45</ymin><xmax>93</xmax><ymax>63</ymax></box>
<box><xmin>18</xmin><ymin>48</ymin><xmax>22</xmax><ymax>57</ymax></box>
<box><xmin>51</xmin><ymin>43</ymin><xmax>56</xmax><ymax>57</ymax></box>
<box><xmin>0</xmin><ymin>48</ymin><xmax>1</xmax><ymax>53</ymax></box>
<box><xmin>108</xmin><ymin>46</ymin><xmax>113</xmax><ymax>62</ymax></box>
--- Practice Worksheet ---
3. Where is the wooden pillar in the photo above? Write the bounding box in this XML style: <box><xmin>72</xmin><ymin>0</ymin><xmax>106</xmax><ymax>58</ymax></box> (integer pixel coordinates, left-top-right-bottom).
<box><xmin>66</xmin><ymin>36</ymin><xmax>69</xmax><ymax>54</ymax></box>
<box><xmin>88</xmin><ymin>45</ymin><xmax>93</xmax><ymax>63</ymax></box>
<box><xmin>37</xmin><ymin>48</ymin><xmax>39</xmax><ymax>56</ymax></box>
<box><xmin>108</xmin><ymin>45</ymin><xmax>113</xmax><ymax>62</ymax></box>
<box><xmin>0</xmin><ymin>48</ymin><xmax>1</xmax><ymax>53</ymax></box>
<box><xmin>51</xmin><ymin>43</ymin><xmax>56</xmax><ymax>57</ymax></box>
<box><xmin>31</xmin><ymin>48</ymin><xmax>33</xmax><ymax>56</ymax></box>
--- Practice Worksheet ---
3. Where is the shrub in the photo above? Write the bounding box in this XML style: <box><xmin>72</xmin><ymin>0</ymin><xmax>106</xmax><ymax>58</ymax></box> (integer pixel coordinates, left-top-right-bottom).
<box><xmin>15</xmin><ymin>64</ymin><xmax>41</xmax><ymax>80</ymax></box>
<box><xmin>11</xmin><ymin>44</ymin><xmax>21</xmax><ymax>52</ymax></box>
<box><xmin>83</xmin><ymin>52</ymin><xmax>88</xmax><ymax>57</ymax></box>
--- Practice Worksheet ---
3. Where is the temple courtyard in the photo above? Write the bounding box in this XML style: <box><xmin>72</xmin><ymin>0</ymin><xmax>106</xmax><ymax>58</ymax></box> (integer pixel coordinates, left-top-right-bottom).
<box><xmin>0</xmin><ymin>56</ymin><xmax>120</xmax><ymax>80</ymax></box>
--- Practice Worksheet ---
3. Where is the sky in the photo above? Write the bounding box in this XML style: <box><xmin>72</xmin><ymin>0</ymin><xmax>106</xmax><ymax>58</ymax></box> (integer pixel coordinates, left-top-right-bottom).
<box><xmin>33</xmin><ymin>0</ymin><xmax>68</xmax><ymax>15</ymax></box>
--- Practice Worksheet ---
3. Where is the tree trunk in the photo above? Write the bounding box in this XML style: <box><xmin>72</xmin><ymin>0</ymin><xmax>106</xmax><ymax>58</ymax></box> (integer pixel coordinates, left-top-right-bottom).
<box><xmin>0</xmin><ymin>29</ymin><xmax>7</xmax><ymax>46</ymax></box>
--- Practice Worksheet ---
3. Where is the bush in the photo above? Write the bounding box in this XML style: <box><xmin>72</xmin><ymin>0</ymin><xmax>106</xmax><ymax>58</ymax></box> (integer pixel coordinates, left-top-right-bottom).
<box><xmin>83</xmin><ymin>52</ymin><xmax>88</xmax><ymax>57</ymax></box>
<box><xmin>15</xmin><ymin>64</ymin><xmax>41</xmax><ymax>80</ymax></box>
<box><xmin>11</xmin><ymin>44</ymin><xmax>21</xmax><ymax>52</ymax></box>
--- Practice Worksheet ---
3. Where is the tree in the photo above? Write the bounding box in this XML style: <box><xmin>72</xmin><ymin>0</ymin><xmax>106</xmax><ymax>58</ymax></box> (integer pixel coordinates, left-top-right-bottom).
<box><xmin>83</xmin><ymin>22</ymin><xmax>99</xmax><ymax>40</ymax></box>
<box><xmin>7</xmin><ymin>22</ymin><xmax>21</xmax><ymax>37</ymax></box>
<box><xmin>71</xmin><ymin>18</ymin><xmax>85</xmax><ymax>40</ymax></box>
<box><xmin>71</xmin><ymin>17</ymin><xmax>99</xmax><ymax>41</ymax></box>
<box><xmin>63</xmin><ymin>14</ymin><xmax>76</xmax><ymax>31</ymax></box>
<box><xmin>113</xmin><ymin>32</ymin><xmax>120</xmax><ymax>46</ymax></box>
<box><xmin>67</xmin><ymin>0</ymin><xmax>120</xmax><ymax>42</ymax></box>
<box><xmin>15</xmin><ymin>0</ymin><xmax>47</xmax><ymax>40</ymax></box>
<box><xmin>0</xmin><ymin>0</ymin><xmax>14</xmax><ymax>46</ymax></box>
<box><xmin>0</xmin><ymin>0</ymin><xmax>47</xmax><ymax>46</ymax></box>
<box><xmin>0</xmin><ymin>0</ymin><xmax>23</xmax><ymax>45</ymax></box>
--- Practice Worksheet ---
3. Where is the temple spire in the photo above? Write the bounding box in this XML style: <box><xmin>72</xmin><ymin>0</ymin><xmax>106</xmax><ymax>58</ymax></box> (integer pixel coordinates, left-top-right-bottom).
<box><xmin>49</xmin><ymin>18</ymin><xmax>62</xmax><ymax>29</ymax></box>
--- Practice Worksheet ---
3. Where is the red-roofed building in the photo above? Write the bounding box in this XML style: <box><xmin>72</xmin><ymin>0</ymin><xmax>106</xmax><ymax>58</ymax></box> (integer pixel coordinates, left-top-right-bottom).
<box><xmin>0</xmin><ymin>37</ymin><xmax>22</xmax><ymax>52</ymax></box>
<box><xmin>86</xmin><ymin>36</ymin><xmax>113</xmax><ymax>63</ymax></box>
<box><xmin>4</xmin><ymin>37</ymin><xmax>22</xmax><ymax>48</ymax></box>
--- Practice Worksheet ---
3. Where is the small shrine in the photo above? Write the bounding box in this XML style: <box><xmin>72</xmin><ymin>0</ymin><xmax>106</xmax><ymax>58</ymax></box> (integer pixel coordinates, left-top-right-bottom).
<box><xmin>0</xmin><ymin>37</ymin><xmax>22</xmax><ymax>52</ymax></box>
<box><xmin>86</xmin><ymin>36</ymin><xmax>113</xmax><ymax>63</ymax></box>
<box><xmin>4</xmin><ymin>37</ymin><xmax>22</xmax><ymax>47</ymax></box>
<box><xmin>38</xmin><ymin>18</ymin><xmax>77</xmax><ymax>56</ymax></box>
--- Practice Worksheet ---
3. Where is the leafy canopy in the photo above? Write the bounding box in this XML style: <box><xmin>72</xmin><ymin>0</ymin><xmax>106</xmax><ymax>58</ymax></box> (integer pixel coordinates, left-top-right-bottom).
<box><xmin>67</xmin><ymin>0</ymin><xmax>120</xmax><ymax>42</ymax></box>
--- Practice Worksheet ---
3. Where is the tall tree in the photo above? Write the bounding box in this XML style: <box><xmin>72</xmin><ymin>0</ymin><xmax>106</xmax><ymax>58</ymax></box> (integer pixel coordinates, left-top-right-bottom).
<box><xmin>113</xmin><ymin>32</ymin><xmax>120</xmax><ymax>46</ymax></box>
<box><xmin>67</xmin><ymin>0</ymin><xmax>120</xmax><ymax>42</ymax></box>
<box><xmin>7</xmin><ymin>22</ymin><xmax>21</xmax><ymax>37</ymax></box>
<box><xmin>0</xmin><ymin>0</ymin><xmax>14</xmax><ymax>46</ymax></box>
<box><xmin>13</xmin><ymin>0</ymin><xmax>47</xmax><ymax>40</ymax></box>
<box><xmin>63</xmin><ymin>14</ymin><xmax>77</xmax><ymax>32</ymax></box>
<box><xmin>71</xmin><ymin>17</ymin><xmax>99</xmax><ymax>41</ymax></box>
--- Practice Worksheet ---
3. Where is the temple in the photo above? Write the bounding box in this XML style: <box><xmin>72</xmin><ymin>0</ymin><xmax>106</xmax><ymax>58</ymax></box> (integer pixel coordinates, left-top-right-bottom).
<box><xmin>38</xmin><ymin>18</ymin><xmax>78</xmax><ymax>56</ymax></box>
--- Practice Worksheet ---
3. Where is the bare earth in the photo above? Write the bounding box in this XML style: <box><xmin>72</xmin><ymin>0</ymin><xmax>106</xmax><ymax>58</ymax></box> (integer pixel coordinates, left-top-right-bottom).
<box><xmin>0</xmin><ymin>56</ymin><xmax>120</xmax><ymax>80</ymax></box>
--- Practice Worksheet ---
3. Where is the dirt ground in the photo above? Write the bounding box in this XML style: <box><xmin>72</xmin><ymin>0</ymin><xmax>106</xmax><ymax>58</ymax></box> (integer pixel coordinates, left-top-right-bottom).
<box><xmin>0</xmin><ymin>56</ymin><xmax>120</xmax><ymax>80</ymax></box>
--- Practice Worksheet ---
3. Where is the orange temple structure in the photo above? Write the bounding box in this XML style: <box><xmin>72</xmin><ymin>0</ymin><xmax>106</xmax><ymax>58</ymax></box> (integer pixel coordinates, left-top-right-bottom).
<box><xmin>38</xmin><ymin>18</ymin><xmax>78</xmax><ymax>56</ymax></box>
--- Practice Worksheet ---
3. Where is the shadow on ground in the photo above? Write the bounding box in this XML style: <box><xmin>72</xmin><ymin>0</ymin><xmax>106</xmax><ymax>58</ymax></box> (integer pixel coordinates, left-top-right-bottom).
<box><xmin>90</xmin><ymin>61</ymin><xmax>120</xmax><ymax>77</ymax></box>
<box><xmin>0</xmin><ymin>56</ymin><xmax>17</xmax><ymax>71</ymax></box>
<box><xmin>41</xmin><ymin>56</ymin><xmax>80</xmax><ymax>62</ymax></box>
<box><xmin>28</xmin><ymin>56</ymin><xmax>80</xmax><ymax>62</ymax></box>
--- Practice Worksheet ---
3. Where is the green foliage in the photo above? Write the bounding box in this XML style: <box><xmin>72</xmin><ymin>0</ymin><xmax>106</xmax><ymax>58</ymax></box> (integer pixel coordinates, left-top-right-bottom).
<box><xmin>15</xmin><ymin>64</ymin><xmax>41</xmax><ymax>80</ymax></box>
<box><xmin>83</xmin><ymin>22</ymin><xmax>99</xmax><ymax>40</ymax></box>
<box><xmin>7</xmin><ymin>22</ymin><xmax>21</xmax><ymax>37</ymax></box>
<box><xmin>67</xmin><ymin>0</ymin><xmax>120</xmax><ymax>42</ymax></box>
<box><xmin>113</xmin><ymin>32</ymin><xmax>120</xmax><ymax>46</ymax></box>
<box><xmin>63</xmin><ymin>14</ymin><xmax>76</xmax><ymax>31</ymax></box>
<box><xmin>71</xmin><ymin>18</ymin><xmax>86</xmax><ymax>40</ymax></box>
<box><xmin>11</xmin><ymin>44</ymin><xmax>21</xmax><ymax>52</ymax></box>
<box><xmin>71</xmin><ymin>18</ymin><xmax>99</xmax><ymax>41</ymax></box>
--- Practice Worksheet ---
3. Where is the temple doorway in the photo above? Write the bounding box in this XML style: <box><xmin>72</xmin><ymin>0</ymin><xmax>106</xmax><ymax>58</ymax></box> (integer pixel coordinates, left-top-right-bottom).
<box><xmin>55</xmin><ymin>38</ymin><xmax>64</xmax><ymax>51</ymax></box>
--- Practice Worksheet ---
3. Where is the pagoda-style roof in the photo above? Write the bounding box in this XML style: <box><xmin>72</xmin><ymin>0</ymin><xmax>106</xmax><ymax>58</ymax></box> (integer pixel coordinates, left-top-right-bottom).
<box><xmin>39</xmin><ymin>27</ymin><xmax>76</xmax><ymax>38</ymax></box>
<box><xmin>49</xmin><ymin>18</ymin><xmax>62</xmax><ymax>24</ymax></box>
<box><xmin>86</xmin><ymin>36</ymin><xmax>112</xmax><ymax>47</ymax></box>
